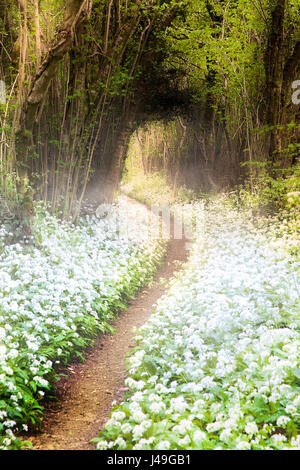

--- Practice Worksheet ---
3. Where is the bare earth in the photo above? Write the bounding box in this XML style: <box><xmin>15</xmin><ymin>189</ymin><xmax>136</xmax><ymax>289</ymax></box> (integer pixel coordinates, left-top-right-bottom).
<box><xmin>25</xmin><ymin>203</ymin><xmax>188</xmax><ymax>450</ymax></box>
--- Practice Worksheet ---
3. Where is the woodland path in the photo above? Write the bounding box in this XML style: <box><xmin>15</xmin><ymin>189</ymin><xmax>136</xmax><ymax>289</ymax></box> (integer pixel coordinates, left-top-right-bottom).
<box><xmin>25</xmin><ymin>199</ymin><xmax>188</xmax><ymax>450</ymax></box>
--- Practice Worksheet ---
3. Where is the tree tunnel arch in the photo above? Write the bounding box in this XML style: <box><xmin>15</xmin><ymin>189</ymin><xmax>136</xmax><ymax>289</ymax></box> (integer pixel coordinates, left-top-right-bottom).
<box><xmin>2</xmin><ymin>0</ymin><xmax>298</xmax><ymax>227</ymax></box>
<box><xmin>84</xmin><ymin>77</ymin><xmax>241</xmax><ymax>205</ymax></box>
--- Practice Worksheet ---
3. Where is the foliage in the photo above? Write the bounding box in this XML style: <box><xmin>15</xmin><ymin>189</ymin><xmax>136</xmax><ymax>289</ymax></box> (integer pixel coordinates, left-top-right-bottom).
<box><xmin>0</xmin><ymin>173</ymin><xmax>35</xmax><ymax>241</ymax></box>
<box><xmin>121</xmin><ymin>169</ymin><xmax>201</xmax><ymax>207</ymax></box>
<box><xmin>142</xmin><ymin>0</ymin><xmax>300</xmax><ymax>191</ymax></box>
<box><xmin>235</xmin><ymin>162</ymin><xmax>300</xmax><ymax>211</ymax></box>
<box><xmin>1</xmin><ymin>0</ymin><xmax>299</xmax><ymax>209</ymax></box>
<box><xmin>0</xmin><ymin>197</ymin><xmax>167</xmax><ymax>449</ymax></box>
<box><xmin>122</xmin><ymin>171</ymin><xmax>175</xmax><ymax>206</ymax></box>
<box><xmin>93</xmin><ymin>196</ymin><xmax>300</xmax><ymax>450</ymax></box>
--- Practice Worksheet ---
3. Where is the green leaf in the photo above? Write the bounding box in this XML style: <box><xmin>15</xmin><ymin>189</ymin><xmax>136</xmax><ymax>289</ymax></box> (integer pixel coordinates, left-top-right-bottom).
<box><xmin>292</xmin><ymin>368</ymin><xmax>300</xmax><ymax>380</ymax></box>
<box><xmin>143</xmin><ymin>355</ymin><xmax>157</xmax><ymax>375</ymax></box>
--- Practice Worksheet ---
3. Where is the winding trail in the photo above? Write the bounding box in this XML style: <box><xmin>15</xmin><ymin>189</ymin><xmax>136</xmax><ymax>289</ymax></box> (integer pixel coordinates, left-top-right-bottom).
<box><xmin>25</xmin><ymin>199</ymin><xmax>188</xmax><ymax>450</ymax></box>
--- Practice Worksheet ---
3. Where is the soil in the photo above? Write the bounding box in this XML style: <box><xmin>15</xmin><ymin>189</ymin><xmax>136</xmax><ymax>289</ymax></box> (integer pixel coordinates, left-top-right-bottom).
<box><xmin>23</xmin><ymin>199</ymin><xmax>188</xmax><ymax>450</ymax></box>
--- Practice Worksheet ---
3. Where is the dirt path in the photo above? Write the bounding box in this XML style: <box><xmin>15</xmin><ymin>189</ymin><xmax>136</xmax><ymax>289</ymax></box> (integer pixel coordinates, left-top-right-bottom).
<box><xmin>25</xmin><ymin>201</ymin><xmax>188</xmax><ymax>450</ymax></box>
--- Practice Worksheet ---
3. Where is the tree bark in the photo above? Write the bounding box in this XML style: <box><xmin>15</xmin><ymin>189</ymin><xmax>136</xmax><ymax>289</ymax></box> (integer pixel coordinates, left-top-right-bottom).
<box><xmin>264</xmin><ymin>0</ymin><xmax>286</xmax><ymax>173</ymax></box>
<box><xmin>105</xmin><ymin>108</ymin><xmax>137</xmax><ymax>201</ymax></box>
<box><xmin>33</xmin><ymin>0</ymin><xmax>42</xmax><ymax>69</ymax></box>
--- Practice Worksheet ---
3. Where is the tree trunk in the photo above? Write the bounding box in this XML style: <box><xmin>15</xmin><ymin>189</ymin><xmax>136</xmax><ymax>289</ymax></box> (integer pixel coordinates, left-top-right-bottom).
<box><xmin>105</xmin><ymin>110</ymin><xmax>137</xmax><ymax>201</ymax></box>
<box><xmin>33</xmin><ymin>0</ymin><xmax>42</xmax><ymax>70</ymax></box>
<box><xmin>18</xmin><ymin>0</ymin><xmax>92</xmax><ymax>137</ymax></box>
<box><xmin>14</xmin><ymin>0</ymin><xmax>92</xmax><ymax>235</ymax></box>
<box><xmin>264</xmin><ymin>0</ymin><xmax>286</xmax><ymax>174</ymax></box>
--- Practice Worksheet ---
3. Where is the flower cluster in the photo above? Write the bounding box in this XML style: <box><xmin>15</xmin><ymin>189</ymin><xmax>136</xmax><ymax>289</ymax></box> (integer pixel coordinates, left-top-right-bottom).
<box><xmin>0</xmin><ymin>197</ymin><xmax>167</xmax><ymax>449</ymax></box>
<box><xmin>93</xmin><ymin>196</ymin><xmax>300</xmax><ymax>450</ymax></box>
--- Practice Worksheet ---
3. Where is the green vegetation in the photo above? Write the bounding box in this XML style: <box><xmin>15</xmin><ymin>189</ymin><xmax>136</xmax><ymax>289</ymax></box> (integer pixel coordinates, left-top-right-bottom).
<box><xmin>0</xmin><ymin>197</ymin><xmax>167</xmax><ymax>449</ymax></box>
<box><xmin>0</xmin><ymin>0</ymin><xmax>299</xmax><ymax>452</ymax></box>
<box><xmin>93</xmin><ymin>195</ymin><xmax>300</xmax><ymax>451</ymax></box>
<box><xmin>0</xmin><ymin>0</ymin><xmax>299</xmax><ymax>222</ymax></box>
